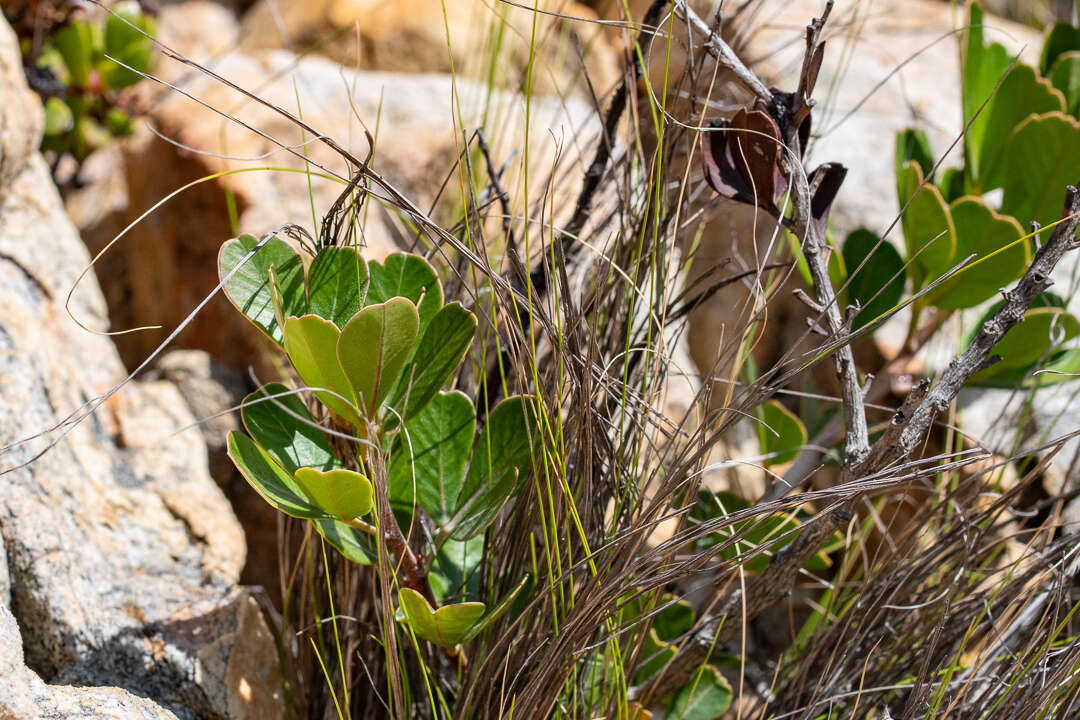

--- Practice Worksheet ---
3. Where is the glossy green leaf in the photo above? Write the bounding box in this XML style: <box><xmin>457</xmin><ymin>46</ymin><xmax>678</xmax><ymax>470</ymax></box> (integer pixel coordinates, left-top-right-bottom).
<box><xmin>1048</xmin><ymin>51</ymin><xmax>1080</xmax><ymax>117</ymax></box>
<box><xmin>842</xmin><ymin>229</ymin><xmax>905</xmax><ymax>330</ymax></box>
<box><xmin>449</xmin><ymin>395</ymin><xmax>540</xmax><ymax>540</ymax></box>
<box><xmin>99</xmin><ymin>1</ymin><xmax>156</xmax><ymax>89</ymax></box>
<box><xmin>428</xmin><ymin>535</ymin><xmax>484</xmax><ymax>601</ymax></box>
<box><xmin>931</xmin><ymin>198</ymin><xmax>1027</xmax><ymax>310</ymax></box>
<box><xmin>1041</xmin><ymin>22</ymin><xmax>1080</xmax><ymax>76</ymax></box>
<box><xmin>388</xmin><ymin>391</ymin><xmax>475</xmax><ymax>525</ymax></box>
<box><xmin>971</xmin><ymin>307</ymin><xmax>1080</xmax><ymax>384</ymax></box>
<box><xmin>962</xmin><ymin>3</ymin><xmax>1013</xmax><ymax>183</ymax></box>
<box><xmin>389</xmin><ymin>302</ymin><xmax>477</xmax><ymax>421</ymax></box>
<box><xmin>669</xmin><ymin>666</ymin><xmax>733</xmax><ymax>720</ymax></box>
<box><xmin>293</xmin><ymin>468</ymin><xmax>373</xmax><ymax>521</ymax></box>
<box><xmin>397</xmin><ymin>588</ymin><xmax>485</xmax><ymax>648</ymax></box>
<box><xmin>897</xmin><ymin>162</ymin><xmax>956</xmax><ymax>288</ymax></box>
<box><xmin>756</xmin><ymin>401</ymin><xmax>807</xmax><ymax>466</ymax></box>
<box><xmin>219</xmin><ymin>235</ymin><xmax>305</xmax><ymax>345</ymax></box>
<box><xmin>43</xmin><ymin>98</ymin><xmax>73</xmax><ymax>136</ymax></box>
<box><xmin>227</xmin><ymin>431</ymin><xmax>327</xmax><ymax>520</ymax></box>
<box><xmin>307</xmin><ymin>247</ymin><xmax>368</xmax><ymax>328</ymax></box>
<box><xmin>894</xmin><ymin>128</ymin><xmax>935</xmax><ymax>182</ymax></box>
<box><xmin>337</xmin><ymin>298</ymin><xmax>419</xmax><ymax>417</ymax></box>
<box><xmin>977</xmin><ymin>65</ymin><xmax>1063</xmax><ymax>191</ymax></box>
<box><xmin>313</xmin><ymin>518</ymin><xmax>374</xmax><ymax>564</ymax></box>
<box><xmin>366</xmin><ymin>253</ymin><xmax>443</xmax><ymax>333</ymax></box>
<box><xmin>283</xmin><ymin>315</ymin><xmax>362</xmax><ymax>426</ymax></box>
<box><xmin>999</xmin><ymin>112</ymin><xmax>1080</xmax><ymax>233</ymax></box>
<box><xmin>52</xmin><ymin>20</ymin><xmax>96</xmax><ymax>87</ymax></box>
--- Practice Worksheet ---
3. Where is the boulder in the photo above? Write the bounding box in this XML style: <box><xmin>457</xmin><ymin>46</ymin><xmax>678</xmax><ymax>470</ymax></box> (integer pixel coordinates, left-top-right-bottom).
<box><xmin>0</xmin><ymin>13</ymin><xmax>282</xmax><ymax>719</ymax></box>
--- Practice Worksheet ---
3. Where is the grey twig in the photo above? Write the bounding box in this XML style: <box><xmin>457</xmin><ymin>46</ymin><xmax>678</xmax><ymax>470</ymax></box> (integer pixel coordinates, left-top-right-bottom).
<box><xmin>675</xmin><ymin>0</ymin><xmax>774</xmax><ymax>104</ymax></box>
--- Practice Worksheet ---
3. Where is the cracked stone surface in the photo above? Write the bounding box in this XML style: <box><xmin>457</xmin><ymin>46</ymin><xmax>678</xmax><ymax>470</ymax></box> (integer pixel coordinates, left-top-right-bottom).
<box><xmin>0</xmin><ymin>13</ymin><xmax>282</xmax><ymax>720</ymax></box>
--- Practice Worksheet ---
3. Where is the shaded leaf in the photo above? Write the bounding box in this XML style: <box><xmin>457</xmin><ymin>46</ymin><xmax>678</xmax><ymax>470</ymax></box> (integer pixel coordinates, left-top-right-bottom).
<box><xmin>1048</xmin><ymin>51</ymin><xmax>1080</xmax><ymax>117</ymax></box>
<box><xmin>842</xmin><ymin>229</ymin><xmax>905</xmax><ymax>330</ymax></box>
<box><xmin>894</xmin><ymin>128</ymin><xmax>935</xmax><ymax>182</ymax></box>
<box><xmin>931</xmin><ymin>198</ymin><xmax>1028</xmax><ymax>309</ymax></box>
<box><xmin>240</xmin><ymin>383</ymin><xmax>335</xmax><ymax>474</ymax></box>
<box><xmin>337</xmin><ymin>298</ymin><xmax>419</xmax><ymax>417</ymax></box>
<box><xmin>293</xmin><ymin>468</ymin><xmax>373</xmax><ymax>521</ymax></box>
<box><xmin>756</xmin><ymin>401</ymin><xmax>807</xmax><ymax>466</ymax></box>
<box><xmin>388</xmin><ymin>391</ymin><xmax>475</xmax><ymax>525</ymax></box>
<box><xmin>389</xmin><ymin>302</ymin><xmax>477</xmax><ymax>421</ymax></box>
<box><xmin>314</xmin><ymin>518</ymin><xmax>375</xmax><ymax>564</ymax></box>
<box><xmin>366</xmin><ymin>253</ymin><xmax>443</xmax><ymax>334</ymax></box>
<box><xmin>669</xmin><ymin>666</ymin><xmax>733</xmax><ymax>720</ymax></box>
<box><xmin>219</xmin><ymin>235</ymin><xmax>305</xmax><ymax>345</ymax></box>
<box><xmin>227</xmin><ymin>432</ymin><xmax>326</xmax><ymax>520</ymax></box>
<box><xmin>897</xmin><ymin>162</ymin><xmax>956</xmax><ymax>289</ymax></box>
<box><xmin>460</xmin><ymin>573</ymin><xmax>531</xmax><ymax>643</ymax></box>
<box><xmin>397</xmin><ymin>588</ymin><xmax>484</xmax><ymax>648</ymax></box>
<box><xmin>1041</xmin><ymin>22</ymin><xmax>1080</xmax><ymax>76</ymax></box>
<box><xmin>449</xmin><ymin>396</ymin><xmax>539</xmax><ymax>540</ymax></box>
<box><xmin>999</xmin><ymin>112</ymin><xmax>1080</xmax><ymax>233</ymax></box>
<box><xmin>971</xmin><ymin>307</ymin><xmax>1080</xmax><ymax>384</ymax></box>
<box><xmin>428</xmin><ymin>535</ymin><xmax>484</xmax><ymax>602</ymax></box>
<box><xmin>307</xmin><ymin>247</ymin><xmax>368</xmax><ymax>328</ymax></box>
<box><xmin>283</xmin><ymin>315</ymin><xmax>362</xmax><ymax>426</ymax></box>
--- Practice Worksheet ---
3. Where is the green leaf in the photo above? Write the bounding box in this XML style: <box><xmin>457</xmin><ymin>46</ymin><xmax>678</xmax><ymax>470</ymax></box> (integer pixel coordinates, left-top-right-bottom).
<box><xmin>43</xmin><ymin>98</ymin><xmax>73</xmax><ymax>136</ymax></box>
<box><xmin>669</xmin><ymin>666</ymin><xmax>733</xmax><ymax>720</ymax></box>
<box><xmin>841</xmin><ymin>229</ymin><xmax>905</xmax><ymax>330</ymax></box>
<box><xmin>388</xmin><ymin>391</ymin><xmax>475</xmax><ymax>525</ymax></box>
<box><xmin>999</xmin><ymin>112</ymin><xmax>1080</xmax><ymax>233</ymax></box>
<box><xmin>283</xmin><ymin>315</ymin><xmax>362</xmax><ymax>426</ymax></box>
<box><xmin>389</xmin><ymin>302</ymin><xmax>477</xmax><ymax>421</ymax></box>
<box><xmin>52</xmin><ymin>20</ymin><xmax>96</xmax><ymax>88</ymax></box>
<box><xmin>337</xmin><ymin>298</ymin><xmax>419</xmax><ymax>417</ymax></box>
<box><xmin>1048</xmin><ymin>51</ymin><xmax>1080</xmax><ymax>117</ymax></box>
<box><xmin>397</xmin><ymin>588</ymin><xmax>485</xmax><ymax>648</ymax></box>
<box><xmin>653</xmin><ymin>598</ymin><xmax>695</xmax><ymax>642</ymax></box>
<box><xmin>104</xmin><ymin>107</ymin><xmax>134</xmax><ymax>136</ymax></box>
<box><xmin>931</xmin><ymin>198</ymin><xmax>1028</xmax><ymax>310</ymax></box>
<box><xmin>219</xmin><ymin>235</ymin><xmax>305</xmax><ymax>345</ymax></box>
<box><xmin>366</xmin><ymin>253</ymin><xmax>443</xmax><ymax>333</ymax></box>
<box><xmin>962</xmin><ymin>3</ymin><xmax>1013</xmax><ymax>183</ymax></box>
<box><xmin>897</xmin><ymin>162</ymin><xmax>956</xmax><ymax>289</ymax></box>
<box><xmin>227</xmin><ymin>432</ymin><xmax>327</xmax><ymax>520</ymax></box>
<box><xmin>977</xmin><ymin>65</ymin><xmax>1063</xmax><ymax>191</ymax></box>
<box><xmin>1041</xmin><ymin>22</ymin><xmax>1080</xmax><ymax>76</ymax></box>
<box><xmin>448</xmin><ymin>396</ymin><xmax>540</xmax><ymax>540</ymax></box>
<box><xmin>307</xmin><ymin>247</ymin><xmax>368</xmax><ymax>328</ymax></box>
<box><xmin>428</xmin><ymin>535</ymin><xmax>484</xmax><ymax>601</ymax></box>
<box><xmin>971</xmin><ymin>307</ymin><xmax>1080</xmax><ymax>384</ymax></box>
<box><xmin>293</xmin><ymin>468</ymin><xmax>373</xmax><ymax>521</ymax></box>
<box><xmin>99</xmin><ymin>1</ymin><xmax>156</xmax><ymax>90</ymax></box>
<box><xmin>633</xmin><ymin>629</ymin><xmax>678</xmax><ymax>685</ymax></box>
<box><xmin>894</xmin><ymin>128</ymin><xmax>935</xmax><ymax>181</ymax></box>
<box><xmin>756</xmin><ymin>401</ymin><xmax>807</xmax><ymax>466</ymax></box>
<box><xmin>240</xmin><ymin>383</ymin><xmax>335</xmax><ymax>474</ymax></box>
<box><xmin>937</xmin><ymin>167</ymin><xmax>966</xmax><ymax>204</ymax></box>
<box><xmin>313</xmin><ymin>518</ymin><xmax>374</xmax><ymax>564</ymax></box>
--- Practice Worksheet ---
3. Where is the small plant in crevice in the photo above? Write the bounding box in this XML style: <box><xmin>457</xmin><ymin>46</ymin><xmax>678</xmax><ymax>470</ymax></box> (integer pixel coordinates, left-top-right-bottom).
<box><xmin>6</xmin><ymin>0</ymin><xmax>156</xmax><ymax>179</ymax></box>
<box><xmin>218</xmin><ymin>234</ymin><xmax>540</xmax><ymax>656</ymax></box>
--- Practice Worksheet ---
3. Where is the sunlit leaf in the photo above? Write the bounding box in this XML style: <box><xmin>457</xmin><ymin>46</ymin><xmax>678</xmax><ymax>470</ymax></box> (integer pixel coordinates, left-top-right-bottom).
<box><xmin>99</xmin><ymin>1</ymin><xmax>156</xmax><ymax>90</ymax></box>
<box><xmin>293</xmin><ymin>467</ymin><xmax>373</xmax><ymax>521</ymax></box>
<box><xmin>397</xmin><ymin>588</ymin><xmax>485</xmax><ymax>648</ymax></box>
<box><xmin>756</xmin><ymin>401</ymin><xmax>807</xmax><ymax>466</ymax></box>
<box><xmin>219</xmin><ymin>235</ymin><xmax>305</xmax><ymax>345</ymax></box>
<box><xmin>897</xmin><ymin>162</ymin><xmax>956</xmax><ymax>289</ymax></box>
<box><xmin>998</xmin><ymin>112</ymin><xmax>1080</xmax><ymax>233</ymax></box>
<box><xmin>283</xmin><ymin>315</ymin><xmax>362</xmax><ymax>426</ymax></box>
<box><xmin>313</xmin><ymin>518</ymin><xmax>374</xmax><ymax>565</ymax></box>
<box><xmin>962</xmin><ymin>3</ymin><xmax>1013</xmax><ymax>184</ymax></box>
<box><xmin>669</xmin><ymin>666</ymin><xmax>733</xmax><ymax>720</ymax></box>
<box><xmin>337</xmin><ymin>298</ymin><xmax>419</xmax><ymax>417</ymax></box>
<box><xmin>240</xmin><ymin>383</ymin><xmax>335</xmax><ymax>474</ymax></box>
<box><xmin>366</xmin><ymin>253</ymin><xmax>443</xmax><ymax>334</ymax></box>
<box><xmin>971</xmin><ymin>307</ymin><xmax>1080</xmax><ymax>385</ymax></box>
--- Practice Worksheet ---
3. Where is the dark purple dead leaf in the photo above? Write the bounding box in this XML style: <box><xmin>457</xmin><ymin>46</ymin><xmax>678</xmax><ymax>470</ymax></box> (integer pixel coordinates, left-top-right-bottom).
<box><xmin>808</xmin><ymin>162</ymin><xmax>847</xmax><ymax>240</ymax></box>
<box><xmin>702</xmin><ymin>118</ymin><xmax>757</xmax><ymax>204</ymax></box>
<box><xmin>729</xmin><ymin>108</ymin><xmax>785</xmax><ymax>207</ymax></box>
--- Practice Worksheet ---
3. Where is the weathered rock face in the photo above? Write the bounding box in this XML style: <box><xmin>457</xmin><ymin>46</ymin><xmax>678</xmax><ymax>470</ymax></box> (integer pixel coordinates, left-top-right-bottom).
<box><xmin>237</xmin><ymin>0</ymin><xmax>620</xmax><ymax>94</ymax></box>
<box><xmin>0</xmin><ymin>13</ymin><xmax>282</xmax><ymax>720</ymax></box>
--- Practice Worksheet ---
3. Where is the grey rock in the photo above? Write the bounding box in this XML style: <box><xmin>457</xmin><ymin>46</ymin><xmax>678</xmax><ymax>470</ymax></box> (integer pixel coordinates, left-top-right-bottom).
<box><xmin>0</xmin><ymin>12</ymin><xmax>282</xmax><ymax>720</ymax></box>
<box><xmin>0</xmin><ymin>17</ymin><xmax>41</xmax><ymax>190</ymax></box>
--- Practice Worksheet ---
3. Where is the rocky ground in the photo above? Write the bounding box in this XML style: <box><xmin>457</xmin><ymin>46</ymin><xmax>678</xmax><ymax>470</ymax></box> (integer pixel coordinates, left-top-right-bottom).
<box><xmin>0</xmin><ymin>0</ymin><xmax>1069</xmax><ymax>717</ymax></box>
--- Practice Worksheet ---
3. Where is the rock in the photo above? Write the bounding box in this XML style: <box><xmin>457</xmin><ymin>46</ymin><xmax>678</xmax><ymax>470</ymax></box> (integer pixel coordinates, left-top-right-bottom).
<box><xmin>0</xmin><ymin>12</ymin><xmax>282</xmax><ymax>719</ymax></box>
<box><xmin>1</xmin><ymin>602</ymin><xmax>182</xmax><ymax>720</ymax></box>
<box><xmin>0</xmin><ymin>14</ymin><xmax>40</xmax><ymax>188</ymax></box>
<box><xmin>237</xmin><ymin>0</ymin><xmax>620</xmax><ymax>94</ymax></box>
